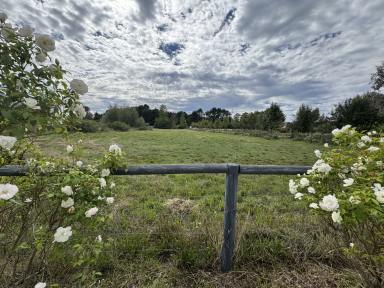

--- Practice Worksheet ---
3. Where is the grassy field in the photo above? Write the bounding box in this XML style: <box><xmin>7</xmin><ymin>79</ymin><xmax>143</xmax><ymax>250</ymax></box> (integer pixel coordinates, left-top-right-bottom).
<box><xmin>38</xmin><ymin>130</ymin><xmax>361</xmax><ymax>287</ymax></box>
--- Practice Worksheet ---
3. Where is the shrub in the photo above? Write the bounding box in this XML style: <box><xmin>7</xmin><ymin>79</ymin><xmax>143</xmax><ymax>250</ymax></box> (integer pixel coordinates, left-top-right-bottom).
<box><xmin>108</xmin><ymin>121</ymin><xmax>130</xmax><ymax>131</ymax></box>
<box><xmin>102</xmin><ymin>106</ymin><xmax>146</xmax><ymax>128</ymax></box>
<box><xmin>289</xmin><ymin>125</ymin><xmax>384</xmax><ymax>287</ymax></box>
<box><xmin>75</xmin><ymin>120</ymin><xmax>109</xmax><ymax>133</ymax></box>
<box><xmin>0</xmin><ymin>14</ymin><xmax>125</xmax><ymax>286</ymax></box>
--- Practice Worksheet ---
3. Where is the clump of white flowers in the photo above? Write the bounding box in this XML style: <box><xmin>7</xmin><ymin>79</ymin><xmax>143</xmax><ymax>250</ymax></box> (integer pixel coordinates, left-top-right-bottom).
<box><xmin>61</xmin><ymin>185</ymin><xmax>73</xmax><ymax>196</ymax></box>
<box><xmin>35</xmin><ymin>34</ymin><xmax>55</xmax><ymax>52</ymax></box>
<box><xmin>109</xmin><ymin>144</ymin><xmax>122</xmax><ymax>155</ymax></box>
<box><xmin>0</xmin><ymin>135</ymin><xmax>17</xmax><ymax>150</ymax></box>
<box><xmin>66</xmin><ymin>145</ymin><xmax>74</xmax><ymax>153</ymax></box>
<box><xmin>70</xmin><ymin>79</ymin><xmax>88</xmax><ymax>95</ymax></box>
<box><xmin>85</xmin><ymin>207</ymin><xmax>99</xmax><ymax>218</ymax></box>
<box><xmin>53</xmin><ymin>226</ymin><xmax>72</xmax><ymax>243</ymax></box>
<box><xmin>0</xmin><ymin>13</ymin><xmax>120</xmax><ymax>285</ymax></box>
<box><xmin>288</xmin><ymin>124</ymin><xmax>384</xmax><ymax>277</ymax></box>
<box><xmin>0</xmin><ymin>183</ymin><xmax>19</xmax><ymax>200</ymax></box>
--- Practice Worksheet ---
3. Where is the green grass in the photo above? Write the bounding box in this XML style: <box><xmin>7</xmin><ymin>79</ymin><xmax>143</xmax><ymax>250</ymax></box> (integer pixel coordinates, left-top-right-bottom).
<box><xmin>38</xmin><ymin>130</ymin><xmax>361</xmax><ymax>287</ymax></box>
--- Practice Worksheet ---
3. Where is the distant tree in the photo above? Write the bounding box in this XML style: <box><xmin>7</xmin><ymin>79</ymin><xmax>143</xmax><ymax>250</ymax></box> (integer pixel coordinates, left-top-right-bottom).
<box><xmin>205</xmin><ymin>107</ymin><xmax>231</xmax><ymax>121</ymax></box>
<box><xmin>136</xmin><ymin>104</ymin><xmax>159</xmax><ymax>126</ymax></box>
<box><xmin>178</xmin><ymin>113</ymin><xmax>187</xmax><ymax>129</ymax></box>
<box><xmin>314</xmin><ymin>115</ymin><xmax>334</xmax><ymax>134</ymax></box>
<box><xmin>102</xmin><ymin>106</ymin><xmax>146</xmax><ymax>128</ymax></box>
<box><xmin>93</xmin><ymin>112</ymin><xmax>103</xmax><ymax>121</ymax></box>
<box><xmin>264</xmin><ymin>103</ymin><xmax>285</xmax><ymax>130</ymax></box>
<box><xmin>332</xmin><ymin>92</ymin><xmax>384</xmax><ymax>130</ymax></box>
<box><xmin>371</xmin><ymin>62</ymin><xmax>384</xmax><ymax>91</ymax></box>
<box><xmin>154</xmin><ymin>105</ymin><xmax>173</xmax><ymax>129</ymax></box>
<box><xmin>190</xmin><ymin>108</ymin><xmax>204</xmax><ymax>123</ymax></box>
<box><xmin>293</xmin><ymin>105</ymin><xmax>320</xmax><ymax>133</ymax></box>
<box><xmin>83</xmin><ymin>106</ymin><xmax>93</xmax><ymax>120</ymax></box>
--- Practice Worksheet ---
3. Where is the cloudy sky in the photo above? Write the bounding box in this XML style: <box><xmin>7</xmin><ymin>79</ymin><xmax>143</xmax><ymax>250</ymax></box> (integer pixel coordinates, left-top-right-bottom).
<box><xmin>2</xmin><ymin>0</ymin><xmax>384</xmax><ymax>118</ymax></box>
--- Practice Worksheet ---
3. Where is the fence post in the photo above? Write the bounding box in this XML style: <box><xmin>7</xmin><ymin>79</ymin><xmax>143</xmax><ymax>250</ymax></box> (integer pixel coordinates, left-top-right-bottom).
<box><xmin>220</xmin><ymin>164</ymin><xmax>239</xmax><ymax>272</ymax></box>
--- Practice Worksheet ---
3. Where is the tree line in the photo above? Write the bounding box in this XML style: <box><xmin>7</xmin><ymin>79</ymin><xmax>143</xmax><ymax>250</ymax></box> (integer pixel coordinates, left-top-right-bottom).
<box><xmin>82</xmin><ymin>62</ymin><xmax>384</xmax><ymax>133</ymax></box>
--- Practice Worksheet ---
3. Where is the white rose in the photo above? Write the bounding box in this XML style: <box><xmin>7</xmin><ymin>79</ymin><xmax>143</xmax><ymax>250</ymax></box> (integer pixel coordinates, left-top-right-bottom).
<box><xmin>99</xmin><ymin>178</ymin><xmax>106</xmax><ymax>188</ymax></box>
<box><xmin>35</xmin><ymin>34</ymin><xmax>55</xmax><ymax>52</ymax></box>
<box><xmin>110</xmin><ymin>182</ymin><xmax>116</xmax><ymax>189</ymax></box>
<box><xmin>343</xmin><ymin>178</ymin><xmax>354</xmax><ymax>187</ymax></box>
<box><xmin>341</xmin><ymin>125</ymin><xmax>351</xmax><ymax>131</ymax></box>
<box><xmin>349</xmin><ymin>243</ymin><xmax>355</xmax><ymax>248</ymax></box>
<box><xmin>70</xmin><ymin>79</ymin><xmax>88</xmax><ymax>95</ymax></box>
<box><xmin>24</xmin><ymin>98</ymin><xmax>40</xmax><ymax>110</ymax></box>
<box><xmin>66</xmin><ymin>145</ymin><xmax>74</xmax><ymax>153</ymax></box>
<box><xmin>288</xmin><ymin>179</ymin><xmax>298</xmax><ymax>194</ymax></box>
<box><xmin>314</xmin><ymin>150</ymin><xmax>322</xmax><ymax>158</ymax></box>
<box><xmin>53</xmin><ymin>226</ymin><xmax>72</xmax><ymax>242</ymax></box>
<box><xmin>61</xmin><ymin>185</ymin><xmax>73</xmax><ymax>196</ymax></box>
<box><xmin>0</xmin><ymin>12</ymin><xmax>7</xmax><ymax>22</ymax></box>
<box><xmin>18</xmin><ymin>26</ymin><xmax>33</xmax><ymax>37</ymax></box>
<box><xmin>0</xmin><ymin>183</ymin><xmax>19</xmax><ymax>200</ymax></box>
<box><xmin>61</xmin><ymin>197</ymin><xmax>74</xmax><ymax>208</ymax></box>
<box><xmin>106</xmin><ymin>197</ymin><xmax>114</xmax><ymax>204</ymax></box>
<box><xmin>372</xmin><ymin>183</ymin><xmax>384</xmax><ymax>203</ymax></box>
<box><xmin>25</xmin><ymin>198</ymin><xmax>32</xmax><ymax>203</ymax></box>
<box><xmin>319</xmin><ymin>194</ymin><xmax>339</xmax><ymax>212</ymax></box>
<box><xmin>76</xmin><ymin>161</ymin><xmax>83</xmax><ymax>167</ymax></box>
<box><xmin>367</xmin><ymin>146</ymin><xmax>379</xmax><ymax>153</ymax></box>
<box><xmin>294</xmin><ymin>192</ymin><xmax>303</xmax><ymax>200</ymax></box>
<box><xmin>309</xmin><ymin>203</ymin><xmax>319</xmax><ymax>209</ymax></box>
<box><xmin>35</xmin><ymin>52</ymin><xmax>47</xmax><ymax>63</ymax></box>
<box><xmin>74</xmin><ymin>104</ymin><xmax>86</xmax><ymax>119</ymax></box>
<box><xmin>331</xmin><ymin>211</ymin><xmax>342</xmax><ymax>224</ymax></box>
<box><xmin>324</xmin><ymin>143</ymin><xmax>329</xmax><ymax>148</ymax></box>
<box><xmin>101</xmin><ymin>168</ymin><xmax>110</xmax><ymax>177</ymax></box>
<box><xmin>307</xmin><ymin>187</ymin><xmax>316</xmax><ymax>194</ymax></box>
<box><xmin>85</xmin><ymin>207</ymin><xmax>99</xmax><ymax>217</ymax></box>
<box><xmin>0</xmin><ymin>135</ymin><xmax>17</xmax><ymax>150</ymax></box>
<box><xmin>34</xmin><ymin>283</ymin><xmax>46</xmax><ymax>288</ymax></box>
<box><xmin>96</xmin><ymin>235</ymin><xmax>102</xmax><ymax>242</ymax></box>
<box><xmin>109</xmin><ymin>144</ymin><xmax>122</xmax><ymax>155</ymax></box>
<box><xmin>299</xmin><ymin>177</ymin><xmax>310</xmax><ymax>188</ymax></box>
<box><xmin>312</xmin><ymin>159</ymin><xmax>332</xmax><ymax>174</ymax></box>
<box><xmin>357</xmin><ymin>142</ymin><xmax>366</xmax><ymax>148</ymax></box>
<box><xmin>331</xmin><ymin>128</ymin><xmax>341</xmax><ymax>136</ymax></box>
<box><xmin>361</xmin><ymin>135</ymin><xmax>372</xmax><ymax>143</ymax></box>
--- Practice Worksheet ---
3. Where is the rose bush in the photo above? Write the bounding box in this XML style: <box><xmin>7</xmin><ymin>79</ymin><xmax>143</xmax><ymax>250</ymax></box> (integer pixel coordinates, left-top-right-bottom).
<box><xmin>289</xmin><ymin>125</ymin><xmax>384</xmax><ymax>287</ymax></box>
<box><xmin>0</xmin><ymin>13</ymin><xmax>125</xmax><ymax>286</ymax></box>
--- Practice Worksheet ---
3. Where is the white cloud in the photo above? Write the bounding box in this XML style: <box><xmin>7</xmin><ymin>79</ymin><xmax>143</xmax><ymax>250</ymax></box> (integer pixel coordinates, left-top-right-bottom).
<box><xmin>2</xmin><ymin>0</ymin><xmax>384</xmax><ymax>119</ymax></box>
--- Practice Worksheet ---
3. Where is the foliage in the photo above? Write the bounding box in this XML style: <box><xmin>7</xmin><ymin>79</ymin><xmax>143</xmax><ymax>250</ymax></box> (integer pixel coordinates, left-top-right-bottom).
<box><xmin>101</xmin><ymin>106</ymin><xmax>146</xmax><ymax>129</ymax></box>
<box><xmin>331</xmin><ymin>92</ymin><xmax>384</xmax><ymax>131</ymax></box>
<box><xmin>0</xmin><ymin>14</ymin><xmax>125</xmax><ymax>286</ymax></box>
<box><xmin>154</xmin><ymin>105</ymin><xmax>174</xmax><ymax>129</ymax></box>
<box><xmin>177</xmin><ymin>113</ymin><xmax>188</xmax><ymax>129</ymax></box>
<box><xmin>205</xmin><ymin>107</ymin><xmax>231</xmax><ymax>121</ymax></box>
<box><xmin>293</xmin><ymin>105</ymin><xmax>320</xmax><ymax>133</ymax></box>
<box><xmin>108</xmin><ymin>121</ymin><xmax>130</xmax><ymax>131</ymax></box>
<box><xmin>74</xmin><ymin>119</ymin><xmax>109</xmax><ymax>133</ymax></box>
<box><xmin>371</xmin><ymin>61</ymin><xmax>384</xmax><ymax>91</ymax></box>
<box><xmin>289</xmin><ymin>125</ymin><xmax>384</xmax><ymax>287</ymax></box>
<box><xmin>264</xmin><ymin>103</ymin><xmax>285</xmax><ymax>130</ymax></box>
<box><xmin>0</xmin><ymin>20</ymin><xmax>86</xmax><ymax>138</ymax></box>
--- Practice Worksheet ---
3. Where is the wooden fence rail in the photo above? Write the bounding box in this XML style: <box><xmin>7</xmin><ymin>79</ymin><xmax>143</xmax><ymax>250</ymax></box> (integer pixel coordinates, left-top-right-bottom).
<box><xmin>0</xmin><ymin>164</ymin><xmax>310</xmax><ymax>272</ymax></box>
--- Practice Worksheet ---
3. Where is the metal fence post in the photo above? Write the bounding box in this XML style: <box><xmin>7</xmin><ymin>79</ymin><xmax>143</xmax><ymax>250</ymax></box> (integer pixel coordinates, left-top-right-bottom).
<box><xmin>220</xmin><ymin>164</ymin><xmax>239</xmax><ymax>272</ymax></box>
